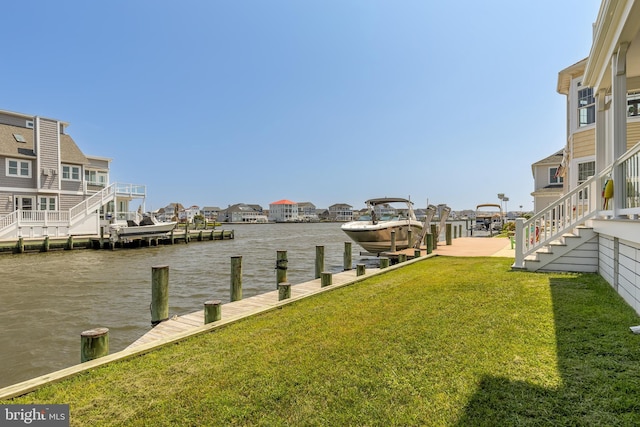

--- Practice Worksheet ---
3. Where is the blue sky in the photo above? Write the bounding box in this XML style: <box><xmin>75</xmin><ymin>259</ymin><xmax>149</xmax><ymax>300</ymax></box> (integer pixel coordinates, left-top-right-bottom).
<box><xmin>3</xmin><ymin>1</ymin><xmax>601</xmax><ymax>212</ymax></box>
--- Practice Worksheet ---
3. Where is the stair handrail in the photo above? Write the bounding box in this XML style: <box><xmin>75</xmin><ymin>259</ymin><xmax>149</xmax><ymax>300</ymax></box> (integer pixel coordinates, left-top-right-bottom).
<box><xmin>69</xmin><ymin>183</ymin><xmax>117</xmax><ymax>223</ymax></box>
<box><xmin>514</xmin><ymin>140</ymin><xmax>640</xmax><ymax>268</ymax></box>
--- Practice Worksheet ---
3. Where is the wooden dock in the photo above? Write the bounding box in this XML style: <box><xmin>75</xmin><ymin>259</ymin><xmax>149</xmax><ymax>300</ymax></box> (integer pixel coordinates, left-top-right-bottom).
<box><xmin>127</xmin><ymin>266</ymin><xmax>385</xmax><ymax>348</ymax></box>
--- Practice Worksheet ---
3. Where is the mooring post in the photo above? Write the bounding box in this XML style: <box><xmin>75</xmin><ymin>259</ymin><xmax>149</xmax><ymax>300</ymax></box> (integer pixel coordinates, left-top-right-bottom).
<box><xmin>398</xmin><ymin>253</ymin><xmax>407</xmax><ymax>263</ymax></box>
<box><xmin>315</xmin><ymin>245</ymin><xmax>324</xmax><ymax>279</ymax></box>
<box><xmin>390</xmin><ymin>230</ymin><xmax>396</xmax><ymax>252</ymax></box>
<box><xmin>66</xmin><ymin>235</ymin><xmax>74</xmax><ymax>250</ymax></box>
<box><xmin>185</xmin><ymin>222</ymin><xmax>189</xmax><ymax>244</ymax></box>
<box><xmin>431</xmin><ymin>224</ymin><xmax>438</xmax><ymax>248</ymax></box>
<box><xmin>427</xmin><ymin>233</ymin><xmax>433</xmax><ymax>254</ymax></box>
<box><xmin>230</xmin><ymin>256</ymin><xmax>242</xmax><ymax>302</ymax></box>
<box><xmin>170</xmin><ymin>229</ymin><xmax>175</xmax><ymax>245</ymax></box>
<box><xmin>414</xmin><ymin>249</ymin><xmax>421</xmax><ymax>258</ymax></box>
<box><xmin>407</xmin><ymin>229</ymin><xmax>413</xmax><ymax>248</ymax></box>
<box><xmin>80</xmin><ymin>327</ymin><xmax>109</xmax><ymax>363</ymax></box>
<box><xmin>459</xmin><ymin>224</ymin><xmax>462</xmax><ymax>238</ymax></box>
<box><xmin>16</xmin><ymin>237</ymin><xmax>24</xmax><ymax>254</ymax></box>
<box><xmin>380</xmin><ymin>257</ymin><xmax>390</xmax><ymax>269</ymax></box>
<box><xmin>356</xmin><ymin>263</ymin><xmax>366</xmax><ymax>276</ymax></box>
<box><xmin>343</xmin><ymin>242</ymin><xmax>352</xmax><ymax>271</ymax></box>
<box><xmin>43</xmin><ymin>236</ymin><xmax>50</xmax><ymax>252</ymax></box>
<box><xmin>198</xmin><ymin>230</ymin><xmax>203</xmax><ymax>241</ymax></box>
<box><xmin>204</xmin><ymin>300</ymin><xmax>222</xmax><ymax>324</ymax></box>
<box><xmin>276</xmin><ymin>250</ymin><xmax>288</xmax><ymax>287</ymax></box>
<box><xmin>278</xmin><ymin>282</ymin><xmax>292</xmax><ymax>300</ymax></box>
<box><xmin>321</xmin><ymin>272</ymin><xmax>332</xmax><ymax>287</ymax></box>
<box><xmin>151</xmin><ymin>265</ymin><xmax>169</xmax><ymax>326</ymax></box>
<box><xmin>446</xmin><ymin>223</ymin><xmax>452</xmax><ymax>245</ymax></box>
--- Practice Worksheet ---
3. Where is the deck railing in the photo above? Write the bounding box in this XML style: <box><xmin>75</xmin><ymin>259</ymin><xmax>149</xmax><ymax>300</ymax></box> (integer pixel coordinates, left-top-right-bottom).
<box><xmin>514</xmin><ymin>141</ymin><xmax>640</xmax><ymax>268</ymax></box>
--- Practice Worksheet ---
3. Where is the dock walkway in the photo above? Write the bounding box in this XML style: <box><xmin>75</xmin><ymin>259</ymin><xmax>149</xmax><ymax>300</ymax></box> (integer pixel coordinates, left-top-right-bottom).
<box><xmin>128</xmin><ymin>237</ymin><xmax>514</xmax><ymax>349</ymax></box>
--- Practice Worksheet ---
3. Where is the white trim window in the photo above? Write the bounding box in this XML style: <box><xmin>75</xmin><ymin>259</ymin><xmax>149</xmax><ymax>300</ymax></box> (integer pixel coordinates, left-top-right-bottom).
<box><xmin>578</xmin><ymin>82</ymin><xmax>595</xmax><ymax>127</ymax></box>
<box><xmin>549</xmin><ymin>167</ymin><xmax>564</xmax><ymax>185</ymax></box>
<box><xmin>85</xmin><ymin>170</ymin><xmax>108</xmax><ymax>186</ymax></box>
<box><xmin>6</xmin><ymin>158</ymin><xmax>32</xmax><ymax>178</ymax></box>
<box><xmin>39</xmin><ymin>196</ymin><xmax>57</xmax><ymax>211</ymax></box>
<box><xmin>578</xmin><ymin>161</ymin><xmax>596</xmax><ymax>184</ymax></box>
<box><xmin>62</xmin><ymin>164</ymin><xmax>81</xmax><ymax>181</ymax></box>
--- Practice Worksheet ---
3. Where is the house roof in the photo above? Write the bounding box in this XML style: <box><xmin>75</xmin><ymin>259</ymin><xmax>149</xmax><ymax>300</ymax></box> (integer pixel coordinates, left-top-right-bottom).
<box><xmin>0</xmin><ymin>124</ymin><xmax>36</xmax><ymax>159</ymax></box>
<box><xmin>0</xmin><ymin>123</ymin><xmax>89</xmax><ymax>164</ymax></box>
<box><xmin>271</xmin><ymin>199</ymin><xmax>296</xmax><ymax>205</ymax></box>
<box><xmin>557</xmin><ymin>58</ymin><xmax>587</xmax><ymax>95</ymax></box>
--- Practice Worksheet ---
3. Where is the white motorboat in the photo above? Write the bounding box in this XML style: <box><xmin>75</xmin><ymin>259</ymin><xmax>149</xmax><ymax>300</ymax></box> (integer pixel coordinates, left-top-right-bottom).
<box><xmin>341</xmin><ymin>198</ymin><xmax>426</xmax><ymax>254</ymax></box>
<box><xmin>109</xmin><ymin>215</ymin><xmax>177</xmax><ymax>242</ymax></box>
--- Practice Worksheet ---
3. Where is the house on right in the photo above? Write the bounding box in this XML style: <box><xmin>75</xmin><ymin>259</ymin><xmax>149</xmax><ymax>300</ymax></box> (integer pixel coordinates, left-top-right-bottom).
<box><xmin>514</xmin><ymin>0</ymin><xmax>640</xmax><ymax>315</ymax></box>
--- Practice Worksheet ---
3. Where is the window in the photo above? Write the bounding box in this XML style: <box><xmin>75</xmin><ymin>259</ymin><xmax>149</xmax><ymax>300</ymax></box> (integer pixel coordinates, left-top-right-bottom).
<box><xmin>85</xmin><ymin>170</ymin><xmax>108</xmax><ymax>186</ymax></box>
<box><xmin>549</xmin><ymin>167</ymin><xmax>564</xmax><ymax>184</ymax></box>
<box><xmin>628</xmin><ymin>91</ymin><xmax>640</xmax><ymax>117</ymax></box>
<box><xmin>6</xmin><ymin>159</ymin><xmax>31</xmax><ymax>178</ymax></box>
<box><xmin>39</xmin><ymin>197</ymin><xmax>56</xmax><ymax>211</ymax></box>
<box><xmin>578</xmin><ymin>83</ymin><xmax>595</xmax><ymax>127</ymax></box>
<box><xmin>62</xmin><ymin>165</ymin><xmax>81</xmax><ymax>181</ymax></box>
<box><xmin>578</xmin><ymin>161</ymin><xmax>595</xmax><ymax>184</ymax></box>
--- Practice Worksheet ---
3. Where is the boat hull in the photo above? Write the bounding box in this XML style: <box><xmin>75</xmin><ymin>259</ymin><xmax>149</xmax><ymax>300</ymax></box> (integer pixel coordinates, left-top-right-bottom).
<box><xmin>341</xmin><ymin>221</ymin><xmax>423</xmax><ymax>254</ymax></box>
<box><xmin>109</xmin><ymin>221</ymin><xmax>177</xmax><ymax>241</ymax></box>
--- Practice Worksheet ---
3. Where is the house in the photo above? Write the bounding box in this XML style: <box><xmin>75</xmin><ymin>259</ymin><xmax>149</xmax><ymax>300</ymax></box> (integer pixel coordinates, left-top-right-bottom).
<box><xmin>201</xmin><ymin>206</ymin><xmax>220</xmax><ymax>221</ymax></box>
<box><xmin>530</xmin><ymin>149</ymin><xmax>565</xmax><ymax>213</ymax></box>
<box><xmin>179</xmin><ymin>205</ymin><xmax>200</xmax><ymax>223</ymax></box>
<box><xmin>514</xmin><ymin>0</ymin><xmax>640</xmax><ymax>315</ymax></box>
<box><xmin>219</xmin><ymin>203</ymin><xmax>267</xmax><ymax>223</ymax></box>
<box><xmin>0</xmin><ymin>109</ymin><xmax>145</xmax><ymax>239</ymax></box>
<box><xmin>156</xmin><ymin>203</ymin><xmax>183</xmax><ymax>222</ymax></box>
<box><xmin>269</xmin><ymin>199</ymin><xmax>298</xmax><ymax>222</ymax></box>
<box><xmin>297</xmin><ymin>202</ymin><xmax>319</xmax><ymax>222</ymax></box>
<box><xmin>328</xmin><ymin>203</ymin><xmax>352</xmax><ymax>221</ymax></box>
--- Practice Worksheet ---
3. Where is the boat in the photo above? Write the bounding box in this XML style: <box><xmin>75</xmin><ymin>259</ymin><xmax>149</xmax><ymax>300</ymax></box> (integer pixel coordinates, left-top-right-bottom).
<box><xmin>474</xmin><ymin>204</ymin><xmax>503</xmax><ymax>234</ymax></box>
<box><xmin>109</xmin><ymin>215</ymin><xmax>177</xmax><ymax>243</ymax></box>
<box><xmin>341</xmin><ymin>198</ymin><xmax>427</xmax><ymax>254</ymax></box>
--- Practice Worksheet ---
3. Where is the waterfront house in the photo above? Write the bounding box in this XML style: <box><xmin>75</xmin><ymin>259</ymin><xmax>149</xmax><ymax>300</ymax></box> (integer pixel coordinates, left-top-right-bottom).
<box><xmin>530</xmin><ymin>149</ymin><xmax>565</xmax><ymax>213</ymax></box>
<box><xmin>179</xmin><ymin>205</ymin><xmax>200</xmax><ymax>223</ymax></box>
<box><xmin>514</xmin><ymin>0</ymin><xmax>640</xmax><ymax>315</ymax></box>
<box><xmin>328</xmin><ymin>203</ymin><xmax>353</xmax><ymax>221</ymax></box>
<box><xmin>269</xmin><ymin>199</ymin><xmax>298</xmax><ymax>222</ymax></box>
<box><xmin>297</xmin><ymin>201</ymin><xmax>319</xmax><ymax>221</ymax></box>
<box><xmin>0</xmin><ymin>109</ymin><xmax>145</xmax><ymax>239</ymax></box>
<box><xmin>219</xmin><ymin>203</ymin><xmax>267</xmax><ymax>222</ymax></box>
<box><xmin>201</xmin><ymin>206</ymin><xmax>220</xmax><ymax>221</ymax></box>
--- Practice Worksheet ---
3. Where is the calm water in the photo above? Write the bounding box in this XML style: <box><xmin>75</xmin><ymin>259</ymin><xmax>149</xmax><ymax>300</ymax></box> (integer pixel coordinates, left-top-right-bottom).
<box><xmin>0</xmin><ymin>222</ymin><xmax>371</xmax><ymax>388</ymax></box>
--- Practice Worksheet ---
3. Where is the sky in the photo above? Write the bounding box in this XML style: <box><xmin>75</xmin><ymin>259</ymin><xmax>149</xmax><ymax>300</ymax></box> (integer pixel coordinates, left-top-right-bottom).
<box><xmin>2</xmin><ymin>1</ymin><xmax>603</xmax><ymax>213</ymax></box>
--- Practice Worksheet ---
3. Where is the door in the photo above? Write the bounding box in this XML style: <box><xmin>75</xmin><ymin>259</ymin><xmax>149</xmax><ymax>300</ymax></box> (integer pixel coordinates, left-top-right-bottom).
<box><xmin>14</xmin><ymin>196</ymin><xmax>34</xmax><ymax>211</ymax></box>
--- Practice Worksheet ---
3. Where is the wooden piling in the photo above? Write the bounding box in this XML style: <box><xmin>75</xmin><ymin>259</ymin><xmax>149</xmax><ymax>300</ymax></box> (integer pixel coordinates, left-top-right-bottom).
<box><xmin>356</xmin><ymin>264</ymin><xmax>366</xmax><ymax>276</ymax></box>
<box><xmin>380</xmin><ymin>257</ymin><xmax>390</xmax><ymax>269</ymax></box>
<box><xmin>431</xmin><ymin>224</ymin><xmax>438</xmax><ymax>248</ymax></box>
<box><xmin>398</xmin><ymin>253</ymin><xmax>407</xmax><ymax>263</ymax></box>
<box><xmin>230</xmin><ymin>256</ymin><xmax>242</xmax><ymax>302</ymax></box>
<box><xmin>151</xmin><ymin>265</ymin><xmax>169</xmax><ymax>326</ymax></box>
<box><xmin>204</xmin><ymin>300</ymin><xmax>222</xmax><ymax>324</ymax></box>
<box><xmin>276</xmin><ymin>250</ymin><xmax>288</xmax><ymax>286</ymax></box>
<box><xmin>80</xmin><ymin>327</ymin><xmax>109</xmax><ymax>363</ymax></box>
<box><xmin>278</xmin><ymin>282</ymin><xmax>291</xmax><ymax>300</ymax></box>
<box><xmin>321</xmin><ymin>272</ymin><xmax>332</xmax><ymax>287</ymax></box>
<box><xmin>315</xmin><ymin>245</ymin><xmax>324</xmax><ymax>279</ymax></box>
<box><xmin>17</xmin><ymin>237</ymin><xmax>24</xmax><ymax>254</ymax></box>
<box><xmin>66</xmin><ymin>235</ymin><xmax>74</xmax><ymax>250</ymax></box>
<box><xmin>42</xmin><ymin>236</ymin><xmax>49</xmax><ymax>252</ymax></box>
<box><xmin>414</xmin><ymin>249</ymin><xmax>421</xmax><ymax>258</ymax></box>
<box><xmin>446</xmin><ymin>223</ymin><xmax>452</xmax><ymax>245</ymax></box>
<box><xmin>390</xmin><ymin>230</ymin><xmax>396</xmax><ymax>252</ymax></box>
<box><xmin>343</xmin><ymin>242</ymin><xmax>352</xmax><ymax>271</ymax></box>
<box><xmin>427</xmin><ymin>233</ymin><xmax>433</xmax><ymax>254</ymax></box>
<box><xmin>407</xmin><ymin>229</ymin><xmax>413</xmax><ymax>248</ymax></box>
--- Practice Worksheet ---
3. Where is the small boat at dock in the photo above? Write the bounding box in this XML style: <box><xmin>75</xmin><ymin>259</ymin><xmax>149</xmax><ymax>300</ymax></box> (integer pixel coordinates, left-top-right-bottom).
<box><xmin>341</xmin><ymin>198</ymin><xmax>428</xmax><ymax>254</ymax></box>
<box><xmin>109</xmin><ymin>215</ymin><xmax>177</xmax><ymax>243</ymax></box>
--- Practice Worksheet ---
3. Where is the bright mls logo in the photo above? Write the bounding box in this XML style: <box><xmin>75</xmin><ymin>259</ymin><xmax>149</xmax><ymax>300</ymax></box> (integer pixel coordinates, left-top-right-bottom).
<box><xmin>0</xmin><ymin>405</ymin><xmax>69</xmax><ymax>426</ymax></box>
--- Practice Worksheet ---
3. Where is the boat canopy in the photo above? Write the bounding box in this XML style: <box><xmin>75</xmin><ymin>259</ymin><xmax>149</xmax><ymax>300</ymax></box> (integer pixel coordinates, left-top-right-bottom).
<box><xmin>366</xmin><ymin>197</ymin><xmax>413</xmax><ymax>205</ymax></box>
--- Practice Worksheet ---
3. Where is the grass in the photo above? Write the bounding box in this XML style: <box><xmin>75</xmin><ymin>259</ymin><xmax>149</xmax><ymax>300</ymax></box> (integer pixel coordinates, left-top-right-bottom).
<box><xmin>4</xmin><ymin>257</ymin><xmax>640</xmax><ymax>426</ymax></box>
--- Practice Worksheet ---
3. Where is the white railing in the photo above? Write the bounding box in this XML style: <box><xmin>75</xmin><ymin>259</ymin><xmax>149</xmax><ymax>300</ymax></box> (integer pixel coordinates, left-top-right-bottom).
<box><xmin>514</xmin><ymin>141</ymin><xmax>640</xmax><ymax>268</ymax></box>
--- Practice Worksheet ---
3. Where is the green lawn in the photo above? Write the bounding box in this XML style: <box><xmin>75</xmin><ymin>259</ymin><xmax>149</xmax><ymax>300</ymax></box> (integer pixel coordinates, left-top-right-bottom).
<box><xmin>4</xmin><ymin>257</ymin><xmax>640</xmax><ymax>426</ymax></box>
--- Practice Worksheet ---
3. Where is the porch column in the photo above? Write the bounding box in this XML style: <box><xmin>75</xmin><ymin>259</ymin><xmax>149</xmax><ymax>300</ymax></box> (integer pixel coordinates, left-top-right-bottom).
<box><xmin>596</xmin><ymin>89</ymin><xmax>608</xmax><ymax>213</ymax></box>
<box><xmin>611</xmin><ymin>43</ymin><xmax>628</xmax><ymax>216</ymax></box>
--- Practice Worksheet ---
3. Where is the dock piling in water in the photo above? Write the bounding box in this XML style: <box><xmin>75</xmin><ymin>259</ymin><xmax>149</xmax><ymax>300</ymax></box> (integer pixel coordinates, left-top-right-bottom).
<box><xmin>343</xmin><ymin>242</ymin><xmax>352</xmax><ymax>271</ymax></box>
<box><xmin>230</xmin><ymin>256</ymin><xmax>242</xmax><ymax>302</ymax></box>
<box><xmin>80</xmin><ymin>327</ymin><xmax>109</xmax><ymax>363</ymax></box>
<box><xmin>151</xmin><ymin>265</ymin><xmax>169</xmax><ymax>326</ymax></box>
<box><xmin>276</xmin><ymin>250</ymin><xmax>288</xmax><ymax>287</ymax></box>
<box><xmin>315</xmin><ymin>246</ymin><xmax>324</xmax><ymax>279</ymax></box>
